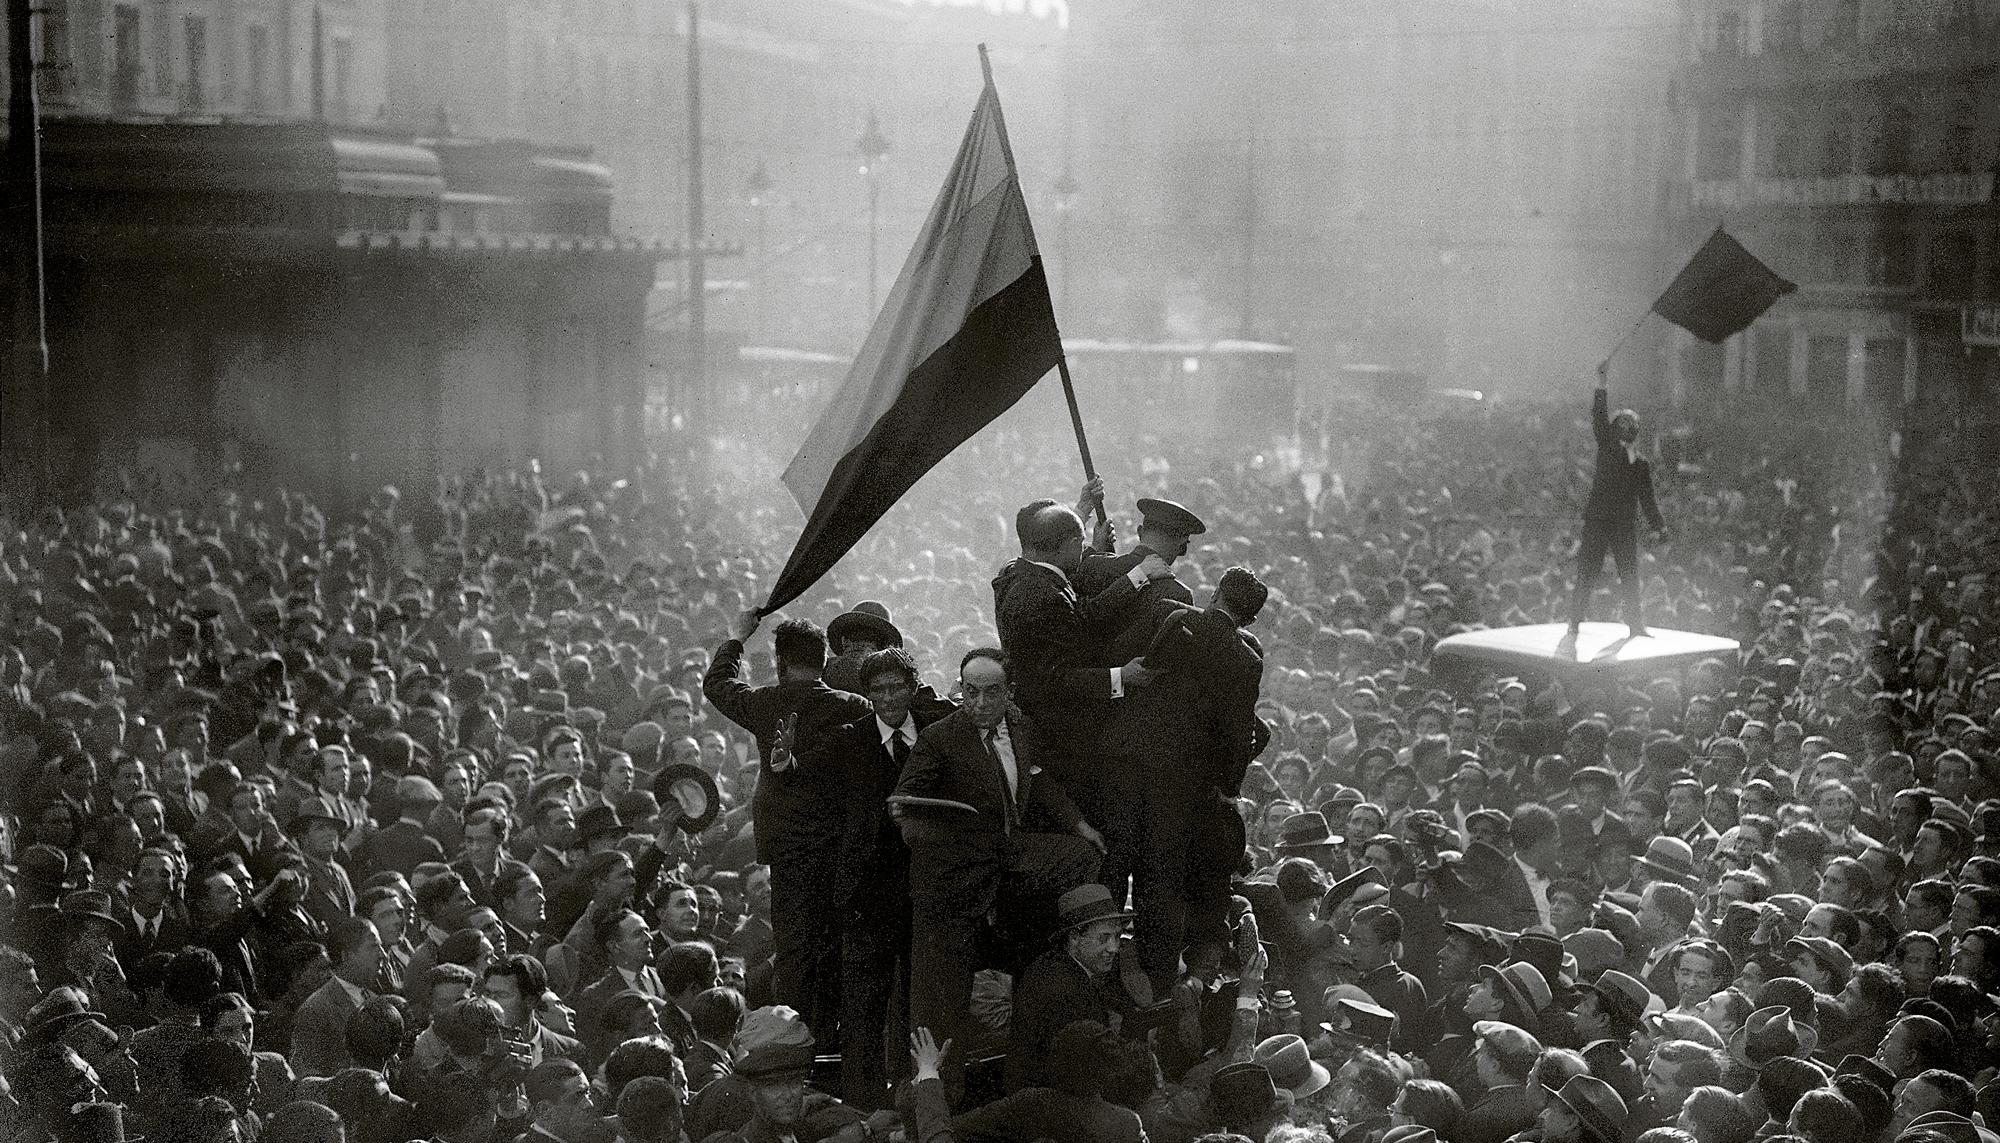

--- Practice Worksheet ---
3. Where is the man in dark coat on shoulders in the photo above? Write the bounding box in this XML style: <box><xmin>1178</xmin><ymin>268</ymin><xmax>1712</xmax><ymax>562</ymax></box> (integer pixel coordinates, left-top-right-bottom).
<box><xmin>703</xmin><ymin>612</ymin><xmax>871</xmax><ymax>1043</ymax></box>
<box><xmin>993</xmin><ymin>491</ymin><xmax>1173</xmax><ymax>907</ymax></box>
<box><xmin>1004</xmin><ymin>884</ymin><xmax>1132</xmax><ymax>1093</ymax></box>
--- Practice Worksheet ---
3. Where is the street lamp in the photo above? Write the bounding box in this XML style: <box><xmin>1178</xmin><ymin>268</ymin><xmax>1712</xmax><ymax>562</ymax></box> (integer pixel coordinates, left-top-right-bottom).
<box><xmin>745</xmin><ymin>159</ymin><xmax>773</xmax><ymax>342</ymax></box>
<box><xmin>1051</xmin><ymin>167</ymin><xmax>1079</xmax><ymax>308</ymax></box>
<box><xmin>857</xmin><ymin>110</ymin><xmax>890</xmax><ymax>321</ymax></box>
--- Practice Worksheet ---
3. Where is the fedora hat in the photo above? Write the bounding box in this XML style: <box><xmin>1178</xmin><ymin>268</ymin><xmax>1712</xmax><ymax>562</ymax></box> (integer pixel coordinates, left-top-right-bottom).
<box><xmin>1274</xmin><ymin>811</ymin><xmax>1341</xmax><ymax>850</ymax></box>
<box><xmin>1482</xmin><ymin>961</ymin><xmax>1552</xmax><ymax>1018</ymax></box>
<box><xmin>1584</xmin><ymin>969</ymin><xmax>1654</xmax><ymax>1029</ymax></box>
<box><xmin>1553</xmin><ymin>1072</ymin><xmax>1628</xmax><ymax>1143</ymax></box>
<box><xmin>1209</xmin><ymin>1062</ymin><xmax>1287</xmax><ymax>1127</ymax></box>
<box><xmin>1322</xmin><ymin>997</ymin><xmax>1397</xmax><ymax>1048</ymax></box>
<box><xmin>1728</xmin><ymin>1004</ymin><xmax>1818</xmax><ymax>1070</ymax></box>
<box><xmin>1510</xmin><ymin>931</ymin><xmax>1572</xmax><ymax>987</ymax></box>
<box><xmin>24</xmin><ymin>986</ymin><xmax>107</xmax><ymax>1043</ymax></box>
<box><xmin>1645</xmin><ymin>1010</ymin><xmax>1724</xmax><ymax>1050</ymax></box>
<box><xmin>1252</xmin><ymin>1033</ymin><xmax>1330</xmax><ymax>1098</ymax></box>
<box><xmin>1054</xmin><ymin>884</ymin><xmax>1134</xmax><ymax>935</ymax></box>
<box><xmin>58</xmin><ymin>889</ymin><xmax>124</xmax><ymax>935</ymax></box>
<box><xmin>1320</xmin><ymin>864</ymin><xmax>1382</xmax><ymax>913</ymax></box>
<box><xmin>651</xmin><ymin>763</ymin><xmax>721</xmax><ymax>834</ymax></box>
<box><xmin>1135</xmin><ymin>497</ymin><xmax>1208</xmax><ymax>537</ymax></box>
<box><xmin>1631</xmin><ymin>836</ymin><xmax>1699</xmax><ymax>885</ymax></box>
<box><xmin>18</xmin><ymin>843</ymin><xmax>68</xmax><ymax>891</ymax></box>
<box><xmin>827</xmin><ymin>601</ymin><xmax>902</xmax><ymax>649</ymax></box>
<box><xmin>290</xmin><ymin>795</ymin><xmax>351</xmax><ymax>836</ymax></box>
<box><xmin>1782</xmin><ymin>935</ymin><xmax>1854</xmax><ymax>983</ymax></box>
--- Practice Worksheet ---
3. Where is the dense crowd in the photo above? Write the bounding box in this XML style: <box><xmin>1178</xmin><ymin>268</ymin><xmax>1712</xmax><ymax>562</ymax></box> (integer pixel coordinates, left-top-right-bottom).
<box><xmin>2</xmin><ymin>382</ymin><xmax>1998</xmax><ymax>1143</ymax></box>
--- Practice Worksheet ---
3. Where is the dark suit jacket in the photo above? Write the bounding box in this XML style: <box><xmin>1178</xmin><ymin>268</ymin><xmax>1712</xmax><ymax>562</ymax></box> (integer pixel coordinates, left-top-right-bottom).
<box><xmin>702</xmin><ymin>638</ymin><xmax>872</xmax><ymax>864</ymax></box>
<box><xmin>893</xmin><ymin>707</ymin><xmax>1085</xmax><ymax>855</ymax></box>
<box><xmin>289</xmin><ymin>975</ymin><xmax>367</xmax><ymax>1077</ymax></box>
<box><xmin>1004</xmin><ymin>948</ymin><xmax>1115</xmax><ymax>1093</ymax></box>
<box><xmin>1075</xmin><ymin>545</ymin><xmax>1194</xmax><ymax>663</ymax></box>
<box><xmin>803</xmin><ymin>708</ymin><xmax>950</xmax><ymax>911</ymax></box>
<box><xmin>1584</xmin><ymin>387</ymin><xmax>1663</xmax><ymax>531</ymax></box>
<box><xmin>1135</xmin><ymin>603</ymin><xmax>1267</xmax><ymax>794</ymax></box>
<box><xmin>113</xmin><ymin>901</ymin><xmax>190</xmax><ymax>974</ymax></box>
<box><xmin>300</xmin><ymin>855</ymin><xmax>357</xmax><ymax>935</ymax></box>
<box><xmin>1428</xmin><ymin>841</ymin><xmax>1541</xmax><ymax>932</ymax></box>
<box><xmin>573</xmin><ymin>966</ymin><xmax>661</xmax><ymax>1048</ymax></box>
<box><xmin>1559</xmin><ymin>807</ymin><xmax>1635</xmax><ymax>879</ymax></box>
<box><xmin>360</xmin><ymin>819</ymin><xmax>446</xmax><ymax>880</ymax></box>
<box><xmin>1460</xmin><ymin>1083</ymin><xmax>1538</xmax><ymax>1143</ymax></box>
<box><xmin>991</xmin><ymin>558</ymin><xmax>1139</xmax><ymax>749</ymax></box>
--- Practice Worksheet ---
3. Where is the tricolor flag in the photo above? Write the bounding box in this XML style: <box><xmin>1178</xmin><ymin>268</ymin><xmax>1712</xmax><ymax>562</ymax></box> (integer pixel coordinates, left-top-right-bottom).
<box><xmin>762</xmin><ymin>57</ymin><xmax>1063</xmax><ymax>615</ymax></box>
<box><xmin>1651</xmin><ymin>227</ymin><xmax>1797</xmax><ymax>344</ymax></box>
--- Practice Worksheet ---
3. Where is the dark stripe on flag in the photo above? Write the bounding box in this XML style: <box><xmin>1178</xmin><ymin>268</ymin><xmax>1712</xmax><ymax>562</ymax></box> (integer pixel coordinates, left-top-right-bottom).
<box><xmin>1651</xmin><ymin>228</ymin><xmax>1797</xmax><ymax>344</ymax></box>
<box><xmin>764</xmin><ymin>259</ymin><xmax>1061</xmax><ymax>614</ymax></box>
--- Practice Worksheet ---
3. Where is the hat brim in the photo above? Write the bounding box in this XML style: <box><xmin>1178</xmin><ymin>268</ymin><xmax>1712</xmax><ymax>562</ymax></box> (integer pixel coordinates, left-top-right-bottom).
<box><xmin>1630</xmin><ymin>856</ymin><xmax>1698</xmax><ymax>884</ymax></box>
<box><xmin>1274</xmin><ymin>833</ymin><xmax>1342</xmax><ymax>850</ymax></box>
<box><xmin>1292</xmin><ymin>1059</ymin><xmax>1333</xmax><ymax>1099</ymax></box>
<box><xmin>1553</xmin><ymin>1088</ymin><xmax>1623</xmax><ymax>1143</ymax></box>
<box><xmin>1480</xmin><ymin>965</ymin><xmax>1542</xmax><ymax>1022</ymax></box>
<box><xmin>827</xmin><ymin>612</ymin><xmax>903</xmax><ymax>649</ymax></box>
<box><xmin>292</xmin><ymin>812</ymin><xmax>351</xmax><ymax>836</ymax></box>
<box><xmin>63</xmin><ymin>908</ymin><xmax>125</xmax><ymax>935</ymax></box>
<box><xmin>1056</xmin><ymin>904</ymin><xmax>1136</xmax><ymax>938</ymax></box>
<box><xmin>651</xmin><ymin>763</ymin><xmax>721</xmax><ymax>834</ymax></box>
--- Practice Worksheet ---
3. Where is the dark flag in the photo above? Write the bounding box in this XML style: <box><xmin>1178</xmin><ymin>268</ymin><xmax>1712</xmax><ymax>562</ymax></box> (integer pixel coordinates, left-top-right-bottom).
<box><xmin>762</xmin><ymin>61</ymin><xmax>1062</xmax><ymax>615</ymax></box>
<box><xmin>1651</xmin><ymin>227</ymin><xmax>1797</xmax><ymax>344</ymax></box>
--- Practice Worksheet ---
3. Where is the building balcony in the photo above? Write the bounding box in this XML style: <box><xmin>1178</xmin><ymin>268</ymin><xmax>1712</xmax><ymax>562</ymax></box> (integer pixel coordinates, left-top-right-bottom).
<box><xmin>1687</xmin><ymin>24</ymin><xmax>2000</xmax><ymax>93</ymax></box>
<box><xmin>1684</xmin><ymin>171</ymin><xmax>1997</xmax><ymax>213</ymax></box>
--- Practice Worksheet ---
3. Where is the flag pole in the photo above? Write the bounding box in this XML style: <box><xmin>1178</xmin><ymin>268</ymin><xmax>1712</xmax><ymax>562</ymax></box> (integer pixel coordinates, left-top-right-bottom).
<box><xmin>1599</xmin><ymin>308</ymin><xmax>1652</xmax><ymax>375</ymax></box>
<box><xmin>978</xmin><ymin>42</ymin><xmax>1103</xmax><ymax>519</ymax></box>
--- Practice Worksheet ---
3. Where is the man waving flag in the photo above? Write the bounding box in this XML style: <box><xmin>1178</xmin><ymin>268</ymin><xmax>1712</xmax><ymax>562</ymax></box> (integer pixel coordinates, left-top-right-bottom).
<box><xmin>763</xmin><ymin>47</ymin><xmax>1064</xmax><ymax>616</ymax></box>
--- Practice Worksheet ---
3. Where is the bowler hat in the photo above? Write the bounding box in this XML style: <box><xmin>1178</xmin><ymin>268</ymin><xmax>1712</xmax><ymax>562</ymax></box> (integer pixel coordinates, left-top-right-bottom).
<box><xmin>1135</xmin><ymin>497</ymin><xmax>1207</xmax><ymax>537</ymax></box>
<box><xmin>1553</xmin><ymin>1073</ymin><xmax>1628</xmax><ymax>1143</ymax></box>
<box><xmin>1209</xmin><ymin>1062</ymin><xmax>1287</xmax><ymax>1127</ymax></box>
<box><xmin>1252</xmin><ymin>1033</ymin><xmax>1330</xmax><ymax>1098</ymax></box>
<box><xmin>1631</xmin><ymin>836</ymin><xmax>1699</xmax><ymax>886</ymax></box>
<box><xmin>1053</xmin><ymin>884</ymin><xmax>1134</xmax><ymax>935</ymax></box>
<box><xmin>651</xmin><ymin>763</ymin><xmax>721</xmax><ymax>834</ymax></box>
<box><xmin>827</xmin><ymin>601</ymin><xmax>902</xmax><ymax>649</ymax></box>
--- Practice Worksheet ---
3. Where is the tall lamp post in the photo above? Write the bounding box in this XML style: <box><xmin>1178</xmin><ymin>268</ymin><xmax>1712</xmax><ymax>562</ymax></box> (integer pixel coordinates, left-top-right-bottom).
<box><xmin>745</xmin><ymin>159</ymin><xmax>773</xmax><ymax>343</ymax></box>
<box><xmin>1051</xmin><ymin>167</ymin><xmax>1078</xmax><ymax>309</ymax></box>
<box><xmin>856</xmin><ymin>110</ymin><xmax>889</xmax><ymax>322</ymax></box>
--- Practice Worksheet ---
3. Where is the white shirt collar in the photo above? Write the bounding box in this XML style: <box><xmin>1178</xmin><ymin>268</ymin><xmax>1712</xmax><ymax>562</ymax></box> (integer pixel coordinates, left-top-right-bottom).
<box><xmin>876</xmin><ymin>715</ymin><xmax>911</xmax><ymax>748</ymax></box>
<box><xmin>1515</xmin><ymin>853</ymin><xmax>1548</xmax><ymax>882</ymax></box>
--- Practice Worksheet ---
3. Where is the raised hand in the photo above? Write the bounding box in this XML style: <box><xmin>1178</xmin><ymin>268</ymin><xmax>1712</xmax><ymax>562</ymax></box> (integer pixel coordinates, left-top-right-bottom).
<box><xmin>1136</xmin><ymin>554</ymin><xmax>1173</xmax><ymax>581</ymax></box>
<box><xmin>729</xmin><ymin>608</ymin><xmax>761</xmax><ymax>644</ymax></box>
<box><xmin>768</xmin><ymin>712</ymin><xmax>799</xmax><ymax>773</ymax></box>
<box><xmin>910</xmin><ymin>1026</ymin><xmax>952</xmax><ymax>1081</ymax></box>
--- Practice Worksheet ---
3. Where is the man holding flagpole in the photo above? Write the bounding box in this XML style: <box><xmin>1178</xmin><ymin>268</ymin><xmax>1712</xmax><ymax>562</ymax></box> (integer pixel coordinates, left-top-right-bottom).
<box><xmin>1568</xmin><ymin>366</ymin><xmax>1667</xmax><ymax>639</ymax></box>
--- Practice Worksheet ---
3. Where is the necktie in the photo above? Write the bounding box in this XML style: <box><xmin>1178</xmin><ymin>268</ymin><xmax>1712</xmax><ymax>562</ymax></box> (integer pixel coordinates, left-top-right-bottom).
<box><xmin>986</xmin><ymin>728</ymin><xmax>1016</xmax><ymax>825</ymax></box>
<box><xmin>891</xmin><ymin>729</ymin><xmax>911</xmax><ymax>771</ymax></box>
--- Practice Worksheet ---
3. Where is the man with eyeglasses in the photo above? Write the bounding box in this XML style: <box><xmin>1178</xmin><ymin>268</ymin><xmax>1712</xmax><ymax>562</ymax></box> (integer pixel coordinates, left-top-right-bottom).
<box><xmin>893</xmin><ymin>646</ymin><xmax>1104</xmax><ymax>1100</ymax></box>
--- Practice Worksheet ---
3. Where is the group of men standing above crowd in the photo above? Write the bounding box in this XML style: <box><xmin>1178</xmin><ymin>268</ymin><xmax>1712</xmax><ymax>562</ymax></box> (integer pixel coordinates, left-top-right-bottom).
<box><xmin>11</xmin><ymin>369</ymin><xmax>2000</xmax><ymax>1143</ymax></box>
